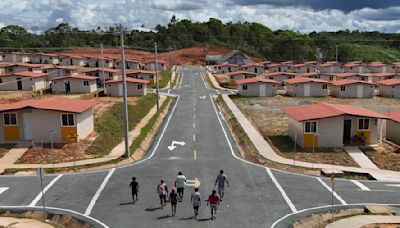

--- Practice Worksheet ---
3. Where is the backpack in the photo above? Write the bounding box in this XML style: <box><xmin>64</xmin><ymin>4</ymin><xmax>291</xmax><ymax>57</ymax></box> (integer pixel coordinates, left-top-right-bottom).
<box><xmin>158</xmin><ymin>184</ymin><xmax>166</xmax><ymax>195</ymax></box>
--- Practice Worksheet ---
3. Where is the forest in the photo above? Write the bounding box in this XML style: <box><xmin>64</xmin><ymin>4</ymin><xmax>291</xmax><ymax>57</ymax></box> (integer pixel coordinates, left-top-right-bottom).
<box><xmin>0</xmin><ymin>16</ymin><xmax>399</xmax><ymax>63</ymax></box>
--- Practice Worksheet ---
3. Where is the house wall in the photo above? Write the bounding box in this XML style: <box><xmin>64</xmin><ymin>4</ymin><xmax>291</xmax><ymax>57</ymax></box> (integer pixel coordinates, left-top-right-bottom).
<box><xmin>286</xmin><ymin>83</ymin><xmax>328</xmax><ymax>97</ymax></box>
<box><xmin>106</xmin><ymin>82</ymin><xmax>147</xmax><ymax>96</ymax></box>
<box><xmin>268</xmin><ymin>75</ymin><xmax>295</xmax><ymax>83</ymax></box>
<box><xmin>145</xmin><ymin>63</ymin><xmax>166</xmax><ymax>71</ymax></box>
<box><xmin>320</xmin><ymin>66</ymin><xmax>344</xmax><ymax>74</ymax></box>
<box><xmin>330</xmin><ymin>84</ymin><xmax>375</xmax><ymax>98</ymax></box>
<box><xmin>229</xmin><ymin>74</ymin><xmax>245</xmax><ymax>81</ymax></box>
<box><xmin>386</xmin><ymin>120</ymin><xmax>400</xmax><ymax>145</ymax></box>
<box><xmin>76</xmin><ymin>108</ymin><xmax>94</xmax><ymax>140</ymax></box>
<box><xmin>238</xmin><ymin>83</ymin><xmax>276</xmax><ymax>97</ymax></box>
<box><xmin>287</xmin><ymin>116</ymin><xmax>305</xmax><ymax>147</ymax></box>
<box><xmin>14</xmin><ymin>66</ymin><xmax>42</xmax><ymax>73</ymax></box>
<box><xmin>0</xmin><ymin>76</ymin><xmax>46</xmax><ymax>91</ymax></box>
<box><xmin>126</xmin><ymin>62</ymin><xmax>140</xmax><ymax>69</ymax></box>
<box><xmin>379</xmin><ymin>85</ymin><xmax>400</xmax><ymax>98</ymax></box>
<box><xmin>344</xmin><ymin>66</ymin><xmax>368</xmax><ymax>74</ymax></box>
<box><xmin>31</xmin><ymin>109</ymin><xmax>63</xmax><ymax>143</ymax></box>
<box><xmin>241</xmin><ymin>66</ymin><xmax>264</xmax><ymax>74</ymax></box>
<box><xmin>129</xmin><ymin>73</ymin><xmax>154</xmax><ymax>81</ymax></box>
<box><xmin>52</xmin><ymin>78</ymin><xmax>97</xmax><ymax>94</ymax></box>
<box><xmin>217</xmin><ymin>66</ymin><xmax>239</xmax><ymax>74</ymax></box>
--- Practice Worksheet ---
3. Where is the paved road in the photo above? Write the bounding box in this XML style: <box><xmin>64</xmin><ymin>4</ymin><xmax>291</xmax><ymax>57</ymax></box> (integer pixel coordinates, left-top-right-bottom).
<box><xmin>0</xmin><ymin>65</ymin><xmax>399</xmax><ymax>228</ymax></box>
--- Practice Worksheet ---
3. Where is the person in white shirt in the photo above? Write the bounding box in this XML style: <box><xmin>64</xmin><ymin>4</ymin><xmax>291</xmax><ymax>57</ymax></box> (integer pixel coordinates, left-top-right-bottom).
<box><xmin>175</xmin><ymin>171</ymin><xmax>187</xmax><ymax>201</ymax></box>
<box><xmin>191</xmin><ymin>188</ymin><xmax>201</xmax><ymax>220</ymax></box>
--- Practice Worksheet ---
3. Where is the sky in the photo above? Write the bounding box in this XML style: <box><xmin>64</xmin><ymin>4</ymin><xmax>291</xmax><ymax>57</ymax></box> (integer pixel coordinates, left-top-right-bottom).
<box><xmin>0</xmin><ymin>0</ymin><xmax>399</xmax><ymax>33</ymax></box>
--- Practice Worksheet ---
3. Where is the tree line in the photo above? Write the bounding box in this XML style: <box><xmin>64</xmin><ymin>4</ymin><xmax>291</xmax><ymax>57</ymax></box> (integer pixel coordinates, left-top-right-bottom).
<box><xmin>0</xmin><ymin>16</ymin><xmax>399</xmax><ymax>63</ymax></box>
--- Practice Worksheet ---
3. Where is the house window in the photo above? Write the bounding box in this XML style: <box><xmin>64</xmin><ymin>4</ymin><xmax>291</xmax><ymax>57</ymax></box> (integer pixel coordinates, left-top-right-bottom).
<box><xmin>304</xmin><ymin>121</ymin><xmax>317</xmax><ymax>133</ymax></box>
<box><xmin>242</xmin><ymin>85</ymin><xmax>248</xmax><ymax>90</ymax></box>
<box><xmin>28</xmin><ymin>68</ymin><xmax>32</xmax><ymax>72</ymax></box>
<box><xmin>340</xmin><ymin>86</ymin><xmax>346</xmax><ymax>91</ymax></box>
<box><xmin>61</xmin><ymin>113</ymin><xmax>75</xmax><ymax>127</ymax></box>
<box><xmin>270</xmin><ymin>77</ymin><xmax>274</xmax><ymax>80</ymax></box>
<box><xmin>392</xmin><ymin>86</ymin><xmax>395</xmax><ymax>89</ymax></box>
<box><xmin>137</xmin><ymin>84</ymin><xmax>143</xmax><ymax>90</ymax></box>
<box><xmin>3</xmin><ymin>113</ymin><xmax>17</xmax><ymax>126</ymax></box>
<box><xmin>322</xmin><ymin>84</ymin><xmax>327</xmax><ymax>89</ymax></box>
<box><xmin>0</xmin><ymin>78</ymin><xmax>2</xmax><ymax>83</ymax></box>
<box><xmin>358</xmin><ymin>118</ymin><xmax>370</xmax><ymax>130</ymax></box>
<box><xmin>65</xmin><ymin>70</ymin><xmax>71</xmax><ymax>75</ymax></box>
<box><xmin>83</xmin><ymin>80</ymin><xmax>89</xmax><ymax>86</ymax></box>
<box><xmin>150</xmin><ymin>75</ymin><xmax>154</xmax><ymax>79</ymax></box>
<box><xmin>6</xmin><ymin>68</ymin><xmax>13</xmax><ymax>73</ymax></box>
<box><xmin>329</xmin><ymin>76</ymin><xmax>333</xmax><ymax>81</ymax></box>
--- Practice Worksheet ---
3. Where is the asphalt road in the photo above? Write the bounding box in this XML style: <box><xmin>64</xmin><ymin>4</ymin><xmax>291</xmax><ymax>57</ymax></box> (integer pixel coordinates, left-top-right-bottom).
<box><xmin>0</xmin><ymin>65</ymin><xmax>399</xmax><ymax>228</ymax></box>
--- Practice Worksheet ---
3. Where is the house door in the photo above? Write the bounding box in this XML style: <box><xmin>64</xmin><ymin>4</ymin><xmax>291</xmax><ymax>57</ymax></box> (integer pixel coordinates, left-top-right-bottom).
<box><xmin>260</xmin><ymin>84</ymin><xmax>266</xmax><ymax>96</ymax></box>
<box><xmin>343</xmin><ymin>120</ymin><xmax>352</xmax><ymax>145</ymax></box>
<box><xmin>22</xmin><ymin>113</ymin><xmax>33</xmax><ymax>140</ymax></box>
<box><xmin>16</xmin><ymin>78</ymin><xmax>22</xmax><ymax>90</ymax></box>
<box><xmin>304</xmin><ymin>84</ymin><xmax>311</xmax><ymax>96</ymax></box>
<box><xmin>357</xmin><ymin>85</ymin><xmax>363</xmax><ymax>98</ymax></box>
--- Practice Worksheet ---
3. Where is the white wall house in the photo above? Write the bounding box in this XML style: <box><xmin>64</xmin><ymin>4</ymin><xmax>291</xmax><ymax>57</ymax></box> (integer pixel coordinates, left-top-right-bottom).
<box><xmin>330</xmin><ymin>80</ymin><xmax>376</xmax><ymax>98</ymax></box>
<box><xmin>225</xmin><ymin>71</ymin><xmax>257</xmax><ymax>81</ymax></box>
<box><xmin>52</xmin><ymin>75</ymin><xmax>98</xmax><ymax>94</ymax></box>
<box><xmin>31</xmin><ymin>53</ymin><xmax>60</xmax><ymax>65</ymax></box>
<box><xmin>105</xmin><ymin>78</ymin><xmax>149</xmax><ymax>97</ymax></box>
<box><xmin>262</xmin><ymin>72</ymin><xmax>297</xmax><ymax>84</ymax></box>
<box><xmin>386</xmin><ymin>111</ymin><xmax>400</xmax><ymax>146</ymax></box>
<box><xmin>236</xmin><ymin>78</ymin><xmax>279</xmax><ymax>97</ymax></box>
<box><xmin>240</xmin><ymin>64</ymin><xmax>264</xmax><ymax>74</ymax></box>
<box><xmin>377</xmin><ymin>79</ymin><xmax>400</xmax><ymax>98</ymax></box>
<box><xmin>215</xmin><ymin>63</ymin><xmax>240</xmax><ymax>74</ymax></box>
<box><xmin>0</xmin><ymin>72</ymin><xmax>47</xmax><ymax>91</ymax></box>
<box><xmin>144</xmin><ymin>60</ymin><xmax>167</xmax><ymax>71</ymax></box>
<box><xmin>126</xmin><ymin>70</ymin><xmax>157</xmax><ymax>81</ymax></box>
<box><xmin>285</xmin><ymin>77</ymin><xmax>329</xmax><ymax>97</ymax></box>
<box><xmin>3</xmin><ymin>52</ymin><xmax>31</xmax><ymax>63</ymax></box>
<box><xmin>319</xmin><ymin>62</ymin><xmax>344</xmax><ymax>74</ymax></box>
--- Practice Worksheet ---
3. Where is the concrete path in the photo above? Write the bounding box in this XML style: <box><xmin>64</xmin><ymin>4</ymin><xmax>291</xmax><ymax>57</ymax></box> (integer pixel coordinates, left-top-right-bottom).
<box><xmin>0</xmin><ymin>217</ymin><xmax>53</xmax><ymax>228</ymax></box>
<box><xmin>326</xmin><ymin>215</ymin><xmax>400</xmax><ymax>228</ymax></box>
<box><xmin>344</xmin><ymin>146</ymin><xmax>379</xmax><ymax>169</ymax></box>
<box><xmin>0</xmin><ymin>146</ymin><xmax>29</xmax><ymax>173</ymax></box>
<box><xmin>221</xmin><ymin>94</ymin><xmax>400</xmax><ymax>182</ymax></box>
<box><xmin>7</xmin><ymin>97</ymin><xmax>167</xmax><ymax>170</ymax></box>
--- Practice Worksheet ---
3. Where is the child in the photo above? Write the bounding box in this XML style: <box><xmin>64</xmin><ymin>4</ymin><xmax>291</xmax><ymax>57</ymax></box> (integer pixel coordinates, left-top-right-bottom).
<box><xmin>207</xmin><ymin>189</ymin><xmax>220</xmax><ymax>220</ymax></box>
<box><xmin>129</xmin><ymin>176</ymin><xmax>139</xmax><ymax>204</ymax></box>
<box><xmin>169</xmin><ymin>187</ymin><xmax>180</xmax><ymax>216</ymax></box>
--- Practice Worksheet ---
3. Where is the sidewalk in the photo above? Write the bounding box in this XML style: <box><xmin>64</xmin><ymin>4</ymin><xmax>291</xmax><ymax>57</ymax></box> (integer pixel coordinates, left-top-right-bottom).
<box><xmin>0</xmin><ymin>146</ymin><xmax>29</xmax><ymax>173</ymax></box>
<box><xmin>326</xmin><ymin>215</ymin><xmax>400</xmax><ymax>228</ymax></box>
<box><xmin>6</xmin><ymin>96</ymin><xmax>167</xmax><ymax>171</ymax></box>
<box><xmin>221</xmin><ymin>94</ymin><xmax>400</xmax><ymax>182</ymax></box>
<box><xmin>344</xmin><ymin>146</ymin><xmax>379</xmax><ymax>169</ymax></box>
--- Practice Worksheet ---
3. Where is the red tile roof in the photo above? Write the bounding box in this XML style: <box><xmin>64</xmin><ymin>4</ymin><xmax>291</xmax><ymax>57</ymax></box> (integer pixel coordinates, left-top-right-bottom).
<box><xmin>241</xmin><ymin>64</ymin><xmax>262</xmax><ymax>68</ymax></box>
<box><xmin>280</xmin><ymin>61</ymin><xmax>293</xmax><ymax>65</ymax></box>
<box><xmin>56</xmin><ymin>66</ymin><xmax>79</xmax><ymax>70</ymax></box>
<box><xmin>215</xmin><ymin>63</ymin><xmax>238</xmax><ymax>67</ymax></box>
<box><xmin>331</xmin><ymin>79</ymin><xmax>376</xmax><ymax>86</ymax></box>
<box><xmin>332</xmin><ymin>73</ymin><xmax>359</xmax><ymax>78</ymax></box>
<box><xmin>377</xmin><ymin>78</ymin><xmax>400</xmax><ymax>86</ymax></box>
<box><xmin>236</xmin><ymin>78</ymin><xmax>279</xmax><ymax>84</ymax></box>
<box><xmin>225</xmin><ymin>71</ymin><xmax>257</xmax><ymax>76</ymax></box>
<box><xmin>125</xmin><ymin>69</ymin><xmax>156</xmax><ymax>74</ymax></box>
<box><xmin>82</xmin><ymin>68</ymin><xmax>119</xmax><ymax>74</ymax></box>
<box><xmin>283</xmin><ymin>102</ymin><xmax>388</xmax><ymax>122</ymax></box>
<box><xmin>369</xmin><ymin>62</ymin><xmax>386</xmax><ymax>67</ymax></box>
<box><xmin>267</xmin><ymin>63</ymin><xmax>281</xmax><ymax>67</ymax></box>
<box><xmin>285</xmin><ymin>77</ymin><xmax>328</xmax><ymax>84</ymax></box>
<box><xmin>16</xmin><ymin>63</ymin><xmax>44</xmax><ymax>68</ymax></box>
<box><xmin>144</xmin><ymin>60</ymin><xmax>167</xmax><ymax>64</ymax></box>
<box><xmin>105</xmin><ymin>77</ymin><xmax>149</xmax><ymax>84</ymax></box>
<box><xmin>0</xmin><ymin>97</ymin><xmax>97</xmax><ymax>113</ymax></box>
<box><xmin>386</xmin><ymin>111</ymin><xmax>400</xmax><ymax>123</ymax></box>
<box><xmin>4</xmin><ymin>71</ymin><xmax>47</xmax><ymax>78</ymax></box>
<box><xmin>369</xmin><ymin>73</ymin><xmax>396</xmax><ymax>77</ymax></box>
<box><xmin>344</xmin><ymin>63</ymin><xmax>362</xmax><ymax>67</ymax></box>
<box><xmin>52</xmin><ymin>75</ymin><xmax>98</xmax><ymax>81</ymax></box>
<box><xmin>262</xmin><ymin>72</ymin><xmax>297</xmax><ymax>77</ymax></box>
<box><xmin>299</xmin><ymin>72</ymin><xmax>319</xmax><ymax>77</ymax></box>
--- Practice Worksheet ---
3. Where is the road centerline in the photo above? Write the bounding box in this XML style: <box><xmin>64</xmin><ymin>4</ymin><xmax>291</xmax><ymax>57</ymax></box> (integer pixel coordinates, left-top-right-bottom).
<box><xmin>85</xmin><ymin>168</ymin><xmax>115</xmax><ymax>216</ymax></box>
<box><xmin>29</xmin><ymin>174</ymin><xmax>63</xmax><ymax>207</ymax></box>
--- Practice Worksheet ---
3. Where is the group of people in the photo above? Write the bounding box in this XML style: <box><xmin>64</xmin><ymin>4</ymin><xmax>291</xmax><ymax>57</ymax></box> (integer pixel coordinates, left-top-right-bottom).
<box><xmin>129</xmin><ymin>170</ymin><xmax>230</xmax><ymax>220</ymax></box>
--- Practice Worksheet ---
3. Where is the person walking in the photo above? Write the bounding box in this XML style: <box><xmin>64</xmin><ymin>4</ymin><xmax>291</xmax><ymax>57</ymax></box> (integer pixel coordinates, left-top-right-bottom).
<box><xmin>214</xmin><ymin>170</ymin><xmax>229</xmax><ymax>201</ymax></box>
<box><xmin>207</xmin><ymin>189</ymin><xmax>220</xmax><ymax>220</ymax></box>
<box><xmin>169</xmin><ymin>187</ymin><xmax>180</xmax><ymax>216</ymax></box>
<box><xmin>175</xmin><ymin>171</ymin><xmax>186</xmax><ymax>201</ymax></box>
<box><xmin>191</xmin><ymin>188</ymin><xmax>201</xmax><ymax>220</ymax></box>
<box><xmin>129</xmin><ymin>176</ymin><xmax>139</xmax><ymax>204</ymax></box>
<box><xmin>157</xmin><ymin>179</ymin><xmax>168</xmax><ymax>209</ymax></box>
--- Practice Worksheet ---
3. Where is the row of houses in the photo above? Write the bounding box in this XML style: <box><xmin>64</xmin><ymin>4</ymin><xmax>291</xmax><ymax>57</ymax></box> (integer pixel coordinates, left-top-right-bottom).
<box><xmin>0</xmin><ymin>52</ymin><xmax>168</xmax><ymax>71</ymax></box>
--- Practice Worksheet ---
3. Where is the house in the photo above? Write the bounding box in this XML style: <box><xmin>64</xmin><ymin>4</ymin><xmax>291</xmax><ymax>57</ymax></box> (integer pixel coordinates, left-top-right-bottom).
<box><xmin>105</xmin><ymin>78</ymin><xmax>149</xmax><ymax>97</ymax></box>
<box><xmin>206</xmin><ymin>55</ymin><xmax>221</xmax><ymax>65</ymax></box>
<box><xmin>292</xmin><ymin>63</ymin><xmax>316</xmax><ymax>74</ymax></box>
<box><xmin>81</xmin><ymin>68</ymin><xmax>119</xmax><ymax>82</ymax></box>
<box><xmin>126</xmin><ymin>69</ymin><xmax>157</xmax><ymax>81</ymax></box>
<box><xmin>386</xmin><ymin>111</ymin><xmax>400</xmax><ymax>145</ymax></box>
<box><xmin>86</xmin><ymin>56</ymin><xmax>114</xmax><ymax>68</ymax></box>
<box><xmin>329</xmin><ymin>73</ymin><xmax>370</xmax><ymax>81</ymax></box>
<box><xmin>262</xmin><ymin>72</ymin><xmax>297</xmax><ymax>84</ymax></box>
<box><xmin>31</xmin><ymin>53</ymin><xmax>60</xmax><ymax>65</ymax></box>
<box><xmin>285</xmin><ymin>77</ymin><xmax>329</xmax><ymax>97</ymax></box>
<box><xmin>266</xmin><ymin>63</ymin><xmax>282</xmax><ymax>72</ymax></box>
<box><xmin>258</xmin><ymin>61</ymin><xmax>271</xmax><ymax>68</ymax></box>
<box><xmin>126</xmin><ymin>59</ymin><xmax>141</xmax><ymax>70</ymax></box>
<box><xmin>59</xmin><ymin>54</ymin><xmax>86</xmax><ymax>66</ymax></box>
<box><xmin>368</xmin><ymin>62</ymin><xmax>395</xmax><ymax>73</ymax></box>
<box><xmin>218</xmin><ymin>50</ymin><xmax>253</xmax><ymax>65</ymax></box>
<box><xmin>54</xmin><ymin>66</ymin><xmax>79</xmax><ymax>76</ymax></box>
<box><xmin>215</xmin><ymin>63</ymin><xmax>240</xmax><ymax>74</ymax></box>
<box><xmin>377</xmin><ymin>79</ymin><xmax>400</xmax><ymax>98</ymax></box>
<box><xmin>144</xmin><ymin>60</ymin><xmax>167</xmax><ymax>71</ymax></box>
<box><xmin>330</xmin><ymin>80</ymin><xmax>376</xmax><ymax>98</ymax></box>
<box><xmin>0</xmin><ymin>97</ymin><xmax>96</xmax><ymax>143</ymax></box>
<box><xmin>344</xmin><ymin>62</ymin><xmax>368</xmax><ymax>74</ymax></box>
<box><xmin>236</xmin><ymin>78</ymin><xmax>279</xmax><ymax>97</ymax></box>
<box><xmin>3</xmin><ymin>52</ymin><xmax>31</xmax><ymax>63</ymax></box>
<box><xmin>366</xmin><ymin>73</ymin><xmax>397</xmax><ymax>82</ymax></box>
<box><xmin>283</xmin><ymin>102</ymin><xmax>387</xmax><ymax>148</ymax></box>
<box><xmin>225</xmin><ymin>71</ymin><xmax>257</xmax><ymax>81</ymax></box>
<box><xmin>51</xmin><ymin>75</ymin><xmax>98</xmax><ymax>94</ymax></box>
<box><xmin>214</xmin><ymin>74</ymin><xmax>230</xmax><ymax>87</ymax></box>
<box><xmin>0</xmin><ymin>71</ymin><xmax>47</xmax><ymax>91</ymax></box>
<box><xmin>298</xmin><ymin>72</ymin><xmax>322</xmax><ymax>79</ymax></box>
<box><xmin>240</xmin><ymin>64</ymin><xmax>264</xmax><ymax>74</ymax></box>
<box><xmin>320</xmin><ymin>62</ymin><xmax>344</xmax><ymax>74</ymax></box>
<box><xmin>279</xmin><ymin>61</ymin><xmax>294</xmax><ymax>73</ymax></box>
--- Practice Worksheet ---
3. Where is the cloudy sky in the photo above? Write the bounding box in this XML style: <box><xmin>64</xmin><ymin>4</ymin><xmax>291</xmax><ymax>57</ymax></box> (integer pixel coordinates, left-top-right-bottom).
<box><xmin>0</xmin><ymin>0</ymin><xmax>399</xmax><ymax>33</ymax></box>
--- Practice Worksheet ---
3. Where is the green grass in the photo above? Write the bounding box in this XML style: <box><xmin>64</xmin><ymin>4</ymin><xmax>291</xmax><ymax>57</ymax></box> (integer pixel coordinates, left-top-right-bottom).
<box><xmin>130</xmin><ymin>97</ymin><xmax>172</xmax><ymax>155</ymax></box>
<box><xmin>86</xmin><ymin>94</ymin><xmax>157</xmax><ymax>156</ymax></box>
<box><xmin>339</xmin><ymin>44</ymin><xmax>400</xmax><ymax>63</ymax></box>
<box><xmin>158</xmin><ymin>69</ymin><xmax>172</xmax><ymax>88</ymax></box>
<box><xmin>205</xmin><ymin>72</ymin><xmax>217</xmax><ymax>89</ymax></box>
<box><xmin>171</xmin><ymin>72</ymin><xmax>180</xmax><ymax>88</ymax></box>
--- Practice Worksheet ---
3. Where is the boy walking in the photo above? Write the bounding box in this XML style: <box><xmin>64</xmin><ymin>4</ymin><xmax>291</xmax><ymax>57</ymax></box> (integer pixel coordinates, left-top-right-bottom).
<box><xmin>157</xmin><ymin>179</ymin><xmax>168</xmax><ymax>209</ymax></box>
<box><xmin>129</xmin><ymin>176</ymin><xmax>139</xmax><ymax>204</ymax></box>
<box><xmin>175</xmin><ymin>171</ymin><xmax>186</xmax><ymax>201</ymax></box>
<box><xmin>191</xmin><ymin>188</ymin><xmax>201</xmax><ymax>219</ymax></box>
<box><xmin>169</xmin><ymin>187</ymin><xmax>180</xmax><ymax>216</ymax></box>
<box><xmin>214</xmin><ymin>170</ymin><xmax>229</xmax><ymax>201</ymax></box>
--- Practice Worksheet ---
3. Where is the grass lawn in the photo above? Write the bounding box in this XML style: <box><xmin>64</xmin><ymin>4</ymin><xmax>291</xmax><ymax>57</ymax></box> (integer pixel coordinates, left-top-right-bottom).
<box><xmin>361</xmin><ymin>144</ymin><xmax>400</xmax><ymax>171</ymax></box>
<box><xmin>158</xmin><ymin>69</ymin><xmax>171</xmax><ymax>88</ymax></box>
<box><xmin>269</xmin><ymin>135</ymin><xmax>359</xmax><ymax>167</ymax></box>
<box><xmin>86</xmin><ymin>94</ymin><xmax>157</xmax><ymax>156</ymax></box>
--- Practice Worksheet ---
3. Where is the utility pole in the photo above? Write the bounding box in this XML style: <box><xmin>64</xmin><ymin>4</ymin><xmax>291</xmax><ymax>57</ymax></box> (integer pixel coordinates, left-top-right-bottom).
<box><xmin>173</xmin><ymin>45</ymin><xmax>176</xmax><ymax>66</ymax></box>
<box><xmin>120</xmin><ymin>27</ymin><xmax>130</xmax><ymax>157</ymax></box>
<box><xmin>169</xmin><ymin>45</ymin><xmax>172</xmax><ymax>89</ymax></box>
<box><xmin>205</xmin><ymin>44</ymin><xmax>209</xmax><ymax>66</ymax></box>
<box><xmin>335</xmin><ymin>45</ymin><xmax>338</xmax><ymax>62</ymax></box>
<box><xmin>154</xmin><ymin>42</ymin><xmax>160</xmax><ymax>112</ymax></box>
<box><xmin>100</xmin><ymin>44</ymin><xmax>105</xmax><ymax>88</ymax></box>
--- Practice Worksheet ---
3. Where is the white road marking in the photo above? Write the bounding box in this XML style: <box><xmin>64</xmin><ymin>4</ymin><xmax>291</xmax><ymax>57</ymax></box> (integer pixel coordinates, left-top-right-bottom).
<box><xmin>0</xmin><ymin>187</ymin><xmax>9</xmax><ymax>196</ymax></box>
<box><xmin>266</xmin><ymin>168</ymin><xmax>297</xmax><ymax>213</ymax></box>
<box><xmin>316</xmin><ymin>177</ymin><xmax>347</xmax><ymax>205</ymax></box>
<box><xmin>386</xmin><ymin>184</ymin><xmax>400</xmax><ymax>188</ymax></box>
<box><xmin>167</xmin><ymin>140</ymin><xmax>186</xmax><ymax>151</ymax></box>
<box><xmin>29</xmin><ymin>174</ymin><xmax>63</xmax><ymax>207</ymax></box>
<box><xmin>351</xmin><ymin>180</ymin><xmax>371</xmax><ymax>191</ymax></box>
<box><xmin>85</xmin><ymin>168</ymin><xmax>115</xmax><ymax>216</ymax></box>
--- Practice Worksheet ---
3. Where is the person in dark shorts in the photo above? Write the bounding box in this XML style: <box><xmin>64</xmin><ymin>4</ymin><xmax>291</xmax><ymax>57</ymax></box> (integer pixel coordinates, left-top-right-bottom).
<box><xmin>169</xmin><ymin>187</ymin><xmax>180</xmax><ymax>216</ymax></box>
<box><xmin>175</xmin><ymin>171</ymin><xmax>186</xmax><ymax>201</ymax></box>
<box><xmin>157</xmin><ymin>179</ymin><xmax>168</xmax><ymax>209</ymax></box>
<box><xmin>129</xmin><ymin>176</ymin><xmax>139</xmax><ymax>204</ymax></box>
<box><xmin>191</xmin><ymin>187</ymin><xmax>201</xmax><ymax>219</ymax></box>
<box><xmin>207</xmin><ymin>189</ymin><xmax>220</xmax><ymax>220</ymax></box>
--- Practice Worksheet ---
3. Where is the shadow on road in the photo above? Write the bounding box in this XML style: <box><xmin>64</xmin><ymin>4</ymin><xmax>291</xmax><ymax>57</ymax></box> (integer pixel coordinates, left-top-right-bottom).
<box><xmin>145</xmin><ymin>207</ymin><xmax>162</xmax><ymax>212</ymax></box>
<box><xmin>119</xmin><ymin>202</ymin><xmax>133</xmax><ymax>206</ymax></box>
<box><xmin>197</xmin><ymin>218</ymin><xmax>210</xmax><ymax>222</ymax></box>
<box><xmin>179</xmin><ymin>216</ymin><xmax>194</xmax><ymax>220</ymax></box>
<box><xmin>157</xmin><ymin>215</ymin><xmax>171</xmax><ymax>219</ymax></box>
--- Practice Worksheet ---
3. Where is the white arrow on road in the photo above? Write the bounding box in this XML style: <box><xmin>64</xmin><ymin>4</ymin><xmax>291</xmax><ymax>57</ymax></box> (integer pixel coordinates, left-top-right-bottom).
<box><xmin>199</xmin><ymin>96</ymin><xmax>206</xmax><ymax>99</ymax></box>
<box><xmin>185</xmin><ymin>178</ymin><xmax>200</xmax><ymax>187</ymax></box>
<box><xmin>0</xmin><ymin>187</ymin><xmax>9</xmax><ymax>195</ymax></box>
<box><xmin>168</xmin><ymin>141</ymin><xmax>186</xmax><ymax>151</ymax></box>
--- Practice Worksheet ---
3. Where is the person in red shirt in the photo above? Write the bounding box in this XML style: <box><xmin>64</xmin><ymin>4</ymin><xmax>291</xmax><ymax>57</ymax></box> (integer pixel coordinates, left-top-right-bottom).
<box><xmin>207</xmin><ymin>189</ymin><xmax>220</xmax><ymax>220</ymax></box>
